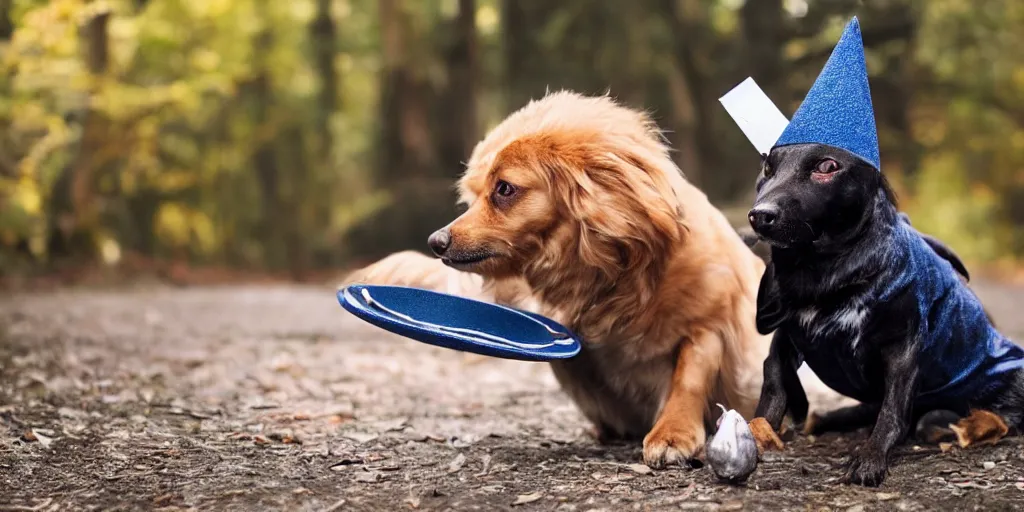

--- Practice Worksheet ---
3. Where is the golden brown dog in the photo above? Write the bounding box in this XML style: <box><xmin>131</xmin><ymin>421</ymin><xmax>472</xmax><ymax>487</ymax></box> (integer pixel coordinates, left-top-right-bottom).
<box><xmin>344</xmin><ymin>91</ymin><xmax>780</xmax><ymax>467</ymax></box>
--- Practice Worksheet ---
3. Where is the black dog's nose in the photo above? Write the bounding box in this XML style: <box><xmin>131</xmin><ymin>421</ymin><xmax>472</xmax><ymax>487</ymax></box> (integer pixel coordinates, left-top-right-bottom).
<box><xmin>428</xmin><ymin>229</ymin><xmax>452</xmax><ymax>256</ymax></box>
<box><xmin>748</xmin><ymin>206</ymin><xmax>779</xmax><ymax>232</ymax></box>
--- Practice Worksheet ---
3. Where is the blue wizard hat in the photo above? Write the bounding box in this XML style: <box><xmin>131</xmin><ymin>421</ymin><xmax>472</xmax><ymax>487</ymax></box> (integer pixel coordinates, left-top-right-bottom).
<box><xmin>773</xmin><ymin>17</ymin><xmax>881</xmax><ymax>170</ymax></box>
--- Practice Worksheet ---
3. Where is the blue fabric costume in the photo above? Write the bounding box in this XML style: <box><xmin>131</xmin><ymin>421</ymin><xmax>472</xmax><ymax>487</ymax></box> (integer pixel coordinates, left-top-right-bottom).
<box><xmin>773</xmin><ymin>17</ymin><xmax>1024</xmax><ymax>409</ymax></box>
<box><xmin>800</xmin><ymin>217</ymin><xmax>1024</xmax><ymax>409</ymax></box>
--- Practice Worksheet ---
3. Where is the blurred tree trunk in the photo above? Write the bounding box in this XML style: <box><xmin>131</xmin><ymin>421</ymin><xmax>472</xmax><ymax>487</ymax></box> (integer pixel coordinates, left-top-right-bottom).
<box><xmin>250</xmin><ymin>24</ymin><xmax>286</xmax><ymax>270</ymax></box>
<box><xmin>501</xmin><ymin>0</ymin><xmax>528</xmax><ymax>111</ymax></box>
<box><xmin>377</xmin><ymin>0</ymin><xmax>436</xmax><ymax>184</ymax></box>
<box><xmin>615</xmin><ymin>2</ymin><xmax>648</xmax><ymax>107</ymax></box>
<box><xmin>299</xmin><ymin>0</ymin><xmax>339</xmax><ymax>278</ymax></box>
<box><xmin>741</xmin><ymin>0</ymin><xmax>784</xmax><ymax>101</ymax></box>
<box><xmin>657</xmin><ymin>0</ymin><xmax>708</xmax><ymax>186</ymax></box>
<box><xmin>437</xmin><ymin>0</ymin><xmax>479</xmax><ymax>169</ymax></box>
<box><xmin>281</xmin><ymin>124</ymin><xmax>310</xmax><ymax>279</ymax></box>
<box><xmin>47</xmin><ymin>6</ymin><xmax>112</xmax><ymax>261</ymax></box>
<box><xmin>501</xmin><ymin>0</ymin><xmax>548</xmax><ymax>112</ymax></box>
<box><xmin>310</xmin><ymin>0</ymin><xmax>337</xmax><ymax>163</ymax></box>
<box><xmin>0</xmin><ymin>0</ymin><xmax>12</xmax><ymax>40</ymax></box>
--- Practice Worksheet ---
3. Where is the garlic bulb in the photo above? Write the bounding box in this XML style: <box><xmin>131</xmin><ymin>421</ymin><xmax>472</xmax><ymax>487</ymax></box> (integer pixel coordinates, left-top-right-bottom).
<box><xmin>705</xmin><ymin>404</ymin><xmax>759</xmax><ymax>483</ymax></box>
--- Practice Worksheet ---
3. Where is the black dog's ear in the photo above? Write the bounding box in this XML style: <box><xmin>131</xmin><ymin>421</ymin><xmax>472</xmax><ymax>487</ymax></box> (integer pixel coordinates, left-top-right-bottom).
<box><xmin>920</xmin><ymin>233</ymin><xmax>970</xmax><ymax>282</ymax></box>
<box><xmin>900</xmin><ymin>212</ymin><xmax>970</xmax><ymax>281</ymax></box>
<box><xmin>756</xmin><ymin>262</ymin><xmax>788</xmax><ymax>335</ymax></box>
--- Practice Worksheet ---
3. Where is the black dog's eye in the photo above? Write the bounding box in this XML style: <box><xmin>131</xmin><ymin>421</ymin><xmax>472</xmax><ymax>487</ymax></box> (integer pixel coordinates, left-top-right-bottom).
<box><xmin>760</xmin><ymin>153</ymin><xmax>774</xmax><ymax>178</ymax></box>
<box><xmin>814</xmin><ymin>158</ymin><xmax>839</xmax><ymax>174</ymax></box>
<box><xmin>494</xmin><ymin>180</ymin><xmax>516</xmax><ymax>197</ymax></box>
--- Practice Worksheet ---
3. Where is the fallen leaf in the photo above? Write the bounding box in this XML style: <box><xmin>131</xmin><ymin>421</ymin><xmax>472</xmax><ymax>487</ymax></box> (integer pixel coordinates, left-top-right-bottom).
<box><xmin>625</xmin><ymin>463</ymin><xmax>653</xmax><ymax>475</ymax></box>
<box><xmin>355</xmin><ymin>471</ymin><xmax>383</xmax><ymax>483</ymax></box>
<box><xmin>57</xmin><ymin>407</ymin><xmax>84</xmax><ymax>418</ymax></box>
<box><xmin>473</xmin><ymin>454</ymin><xmax>493</xmax><ymax>477</ymax></box>
<box><xmin>489</xmin><ymin>462</ymin><xmax>517</xmax><ymax>474</ymax></box>
<box><xmin>939</xmin><ymin>442</ymin><xmax>954</xmax><ymax>453</ymax></box>
<box><xmin>153</xmin><ymin>493</ymin><xmax>175</xmax><ymax>505</ymax></box>
<box><xmin>448</xmin><ymin>435</ymin><xmax>478</xmax><ymax>448</ymax></box>
<box><xmin>323</xmin><ymin>499</ymin><xmax>346</xmax><ymax>512</ymax></box>
<box><xmin>343</xmin><ymin>432</ymin><xmax>379</xmax><ymax>444</ymax></box>
<box><xmin>364</xmin><ymin>453</ymin><xmax>387</xmax><ymax>462</ymax></box>
<box><xmin>953</xmin><ymin>480</ymin><xmax>993</xmax><ymax>489</ymax></box>
<box><xmin>253</xmin><ymin>435</ymin><xmax>270</xmax><ymax>445</ymax></box>
<box><xmin>375</xmin><ymin>418</ymin><xmax>409</xmax><ymax>432</ymax></box>
<box><xmin>23</xmin><ymin>429</ymin><xmax>53</xmax><ymax>448</ymax></box>
<box><xmin>329</xmin><ymin>458</ymin><xmax>362</xmax><ymax>471</ymax></box>
<box><xmin>875</xmin><ymin>492</ymin><xmax>899</xmax><ymax>501</ymax></box>
<box><xmin>403</xmin><ymin>430</ymin><xmax>429</xmax><ymax>442</ymax></box>
<box><xmin>269</xmin><ymin>432</ymin><xmax>301</xmax><ymax>444</ymax></box>
<box><xmin>512</xmin><ymin>493</ymin><xmax>543</xmax><ymax>506</ymax></box>
<box><xmin>9</xmin><ymin>498</ymin><xmax>53</xmax><ymax>511</ymax></box>
<box><xmin>447</xmin><ymin>453</ymin><xmax>466</xmax><ymax>474</ymax></box>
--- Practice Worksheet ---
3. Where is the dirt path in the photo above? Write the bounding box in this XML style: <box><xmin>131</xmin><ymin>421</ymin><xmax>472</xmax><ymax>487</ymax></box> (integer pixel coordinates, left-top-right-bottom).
<box><xmin>1</xmin><ymin>281</ymin><xmax>1022</xmax><ymax>511</ymax></box>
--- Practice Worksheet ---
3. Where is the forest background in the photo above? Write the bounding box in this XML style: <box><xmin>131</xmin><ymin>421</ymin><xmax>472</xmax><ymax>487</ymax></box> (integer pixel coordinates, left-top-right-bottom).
<box><xmin>0</xmin><ymin>0</ymin><xmax>1020</xmax><ymax>283</ymax></box>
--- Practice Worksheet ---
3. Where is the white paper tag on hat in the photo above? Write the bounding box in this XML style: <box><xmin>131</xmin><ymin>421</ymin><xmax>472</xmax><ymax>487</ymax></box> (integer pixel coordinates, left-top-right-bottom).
<box><xmin>719</xmin><ymin>77</ymin><xmax>789</xmax><ymax>155</ymax></box>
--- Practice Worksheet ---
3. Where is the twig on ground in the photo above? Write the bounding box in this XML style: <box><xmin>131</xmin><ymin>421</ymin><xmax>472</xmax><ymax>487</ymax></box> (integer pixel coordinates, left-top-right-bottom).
<box><xmin>0</xmin><ymin>498</ymin><xmax>54</xmax><ymax>511</ymax></box>
<box><xmin>321</xmin><ymin>499</ymin><xmax>346</xmax><ymax>512</ymax></box>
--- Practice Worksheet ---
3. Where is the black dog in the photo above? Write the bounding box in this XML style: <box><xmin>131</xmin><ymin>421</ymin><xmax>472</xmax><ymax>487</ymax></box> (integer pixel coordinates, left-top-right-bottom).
<box><xmin>747</xmin><ymin>143</ymin><xmax>1024</xmax><ymax>487</ymax></box>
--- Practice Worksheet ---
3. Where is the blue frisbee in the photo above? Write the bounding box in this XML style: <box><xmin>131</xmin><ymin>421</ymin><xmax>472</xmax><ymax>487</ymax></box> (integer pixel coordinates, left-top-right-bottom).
<box><xmin>337</xmin><ymin>284</ymin><xmax>581</xmax><ymax>361</ymax></box>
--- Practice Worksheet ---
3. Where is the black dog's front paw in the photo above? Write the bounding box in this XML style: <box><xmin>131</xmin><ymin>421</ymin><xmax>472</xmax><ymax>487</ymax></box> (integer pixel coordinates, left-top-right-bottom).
<box><xmin>842</xmin><ymin>452</ymin><xmax>888</xmax><ymax>487</ymax></box>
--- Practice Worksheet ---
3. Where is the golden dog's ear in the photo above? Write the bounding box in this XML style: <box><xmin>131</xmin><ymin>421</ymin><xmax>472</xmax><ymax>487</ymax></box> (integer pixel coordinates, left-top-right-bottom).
<box><xmin>546</xmin><ymin>149</ymin><xmax>682</xmax><ymax>283</ymax></box>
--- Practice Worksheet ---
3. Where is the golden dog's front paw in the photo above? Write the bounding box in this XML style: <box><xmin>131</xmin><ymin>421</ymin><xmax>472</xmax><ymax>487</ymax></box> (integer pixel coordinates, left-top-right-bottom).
<box><xmin>642</xmin><ymin>420</ymin><xmax>706</xmax><ymax>469</ymax></box>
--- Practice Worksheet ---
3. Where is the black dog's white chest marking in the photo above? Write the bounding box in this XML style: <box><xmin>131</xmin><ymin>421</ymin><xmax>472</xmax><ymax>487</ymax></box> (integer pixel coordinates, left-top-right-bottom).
<box><xmin>796</xmin><ymin>302</ymin><xmax>868</xmax><ymax>348</ymax></box>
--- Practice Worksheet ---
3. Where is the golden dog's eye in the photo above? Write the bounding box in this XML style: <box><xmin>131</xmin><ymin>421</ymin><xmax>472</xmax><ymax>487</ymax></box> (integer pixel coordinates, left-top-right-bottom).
<box><xmin>814</xmin><ymin>158</ymin><xmax>839</xmax><ymax>174</ymax></box>
<box><xmin>494</xmin><ymin>180</ymin><xmax>516</xmax><ymax>197</ymax></box>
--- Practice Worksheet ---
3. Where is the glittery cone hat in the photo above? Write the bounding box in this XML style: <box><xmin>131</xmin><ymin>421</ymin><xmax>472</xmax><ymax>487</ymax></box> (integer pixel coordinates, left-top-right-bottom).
<box><xmin>773</xmin><ymin>17</ymin><xmax>881</xmax><ymax>169</ymax></box>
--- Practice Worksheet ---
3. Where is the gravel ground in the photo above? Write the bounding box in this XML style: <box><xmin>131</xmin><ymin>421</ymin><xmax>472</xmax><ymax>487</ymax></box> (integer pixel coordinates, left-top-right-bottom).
<box><xmin>1</xmin><ymin>280</ymin><xmax>1023</xmax><ymax>511</ymax></box>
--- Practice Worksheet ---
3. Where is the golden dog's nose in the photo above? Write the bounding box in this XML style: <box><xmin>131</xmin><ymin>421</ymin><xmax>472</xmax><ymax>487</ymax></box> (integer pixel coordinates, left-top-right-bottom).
<box><xmin>427</xmin><ymin>229</ymin><xmax>451</xmax><ymax>257</ymax></box>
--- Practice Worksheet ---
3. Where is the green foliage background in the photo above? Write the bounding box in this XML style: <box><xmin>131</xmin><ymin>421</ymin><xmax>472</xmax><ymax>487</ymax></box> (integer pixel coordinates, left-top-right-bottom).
<box><xmin>0</xmin><ymin>0</ymin><xmax>1021</xmax><ymax>277</ymax></box>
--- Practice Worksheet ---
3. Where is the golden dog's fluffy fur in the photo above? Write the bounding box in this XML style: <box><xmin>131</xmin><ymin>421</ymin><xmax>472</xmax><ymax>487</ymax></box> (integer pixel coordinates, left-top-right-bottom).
<box><xmin>344</xmin><ymin>91</ymin><xmax>775</xmax><ymax>466</ymax></box>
